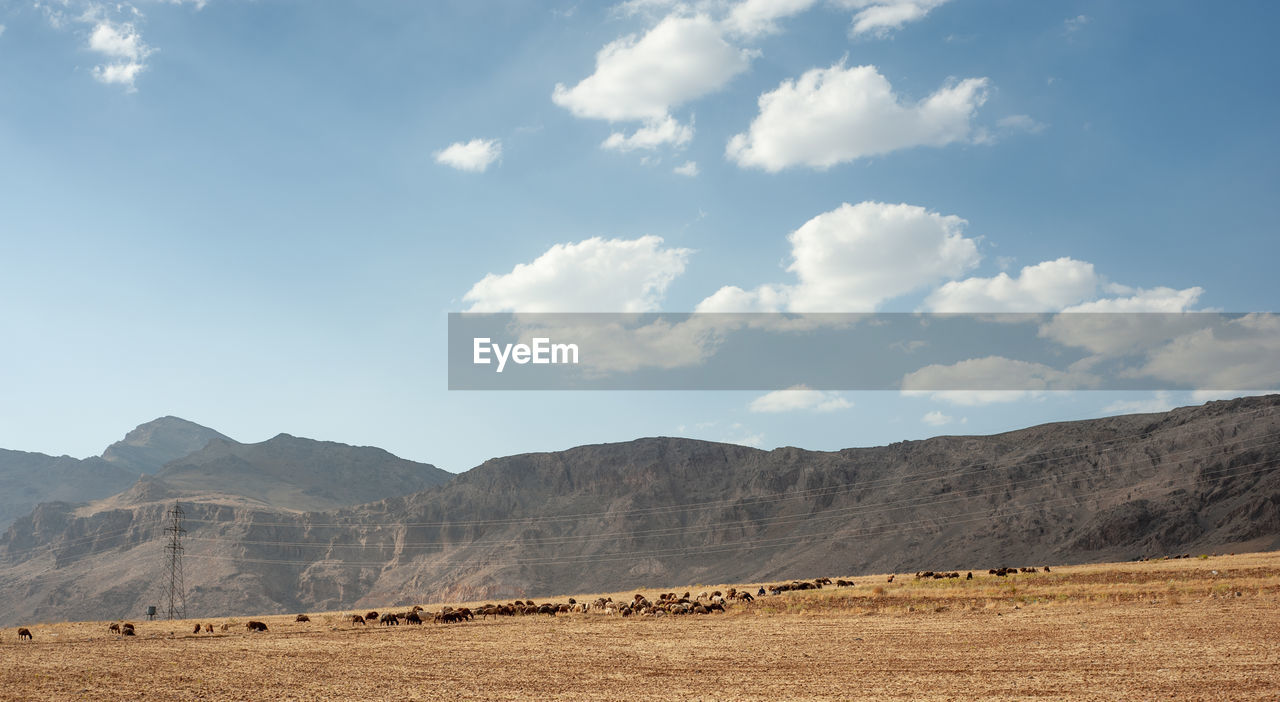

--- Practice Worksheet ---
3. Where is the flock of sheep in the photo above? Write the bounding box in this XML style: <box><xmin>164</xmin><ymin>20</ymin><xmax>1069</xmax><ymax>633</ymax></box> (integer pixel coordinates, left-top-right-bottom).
<box><xmin>8</xmin><ymin>566</ymin><xmax>1064</xmax><ymax>641</ymax></box>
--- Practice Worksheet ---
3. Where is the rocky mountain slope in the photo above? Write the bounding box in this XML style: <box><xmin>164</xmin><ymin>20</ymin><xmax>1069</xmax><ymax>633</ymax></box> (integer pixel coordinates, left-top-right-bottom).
<box><xmin>1</xmin><ymin>395</ymin><xmax>1278</xmax><ymax>625</ymax></box>
<box><xmin>100</xmin><ymin>416</ymin><xmax>231</xmax><ymax>475</ymax></box>
<box><xmin>0</xmin><ymin>417</ymin><xmax>229</xmax><ymax>530</ymax></box>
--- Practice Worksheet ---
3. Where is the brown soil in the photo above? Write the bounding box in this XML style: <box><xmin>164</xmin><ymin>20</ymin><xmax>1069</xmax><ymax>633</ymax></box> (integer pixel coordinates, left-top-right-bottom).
<box><xmin>3</xmin><ymin>552</ymin><xmax>1279</xmax><ymax>701</ymax></box>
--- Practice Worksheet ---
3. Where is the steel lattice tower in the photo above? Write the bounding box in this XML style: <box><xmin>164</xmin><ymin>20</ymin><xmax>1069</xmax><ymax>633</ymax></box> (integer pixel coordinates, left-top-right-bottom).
<box><xmin>162</xmin><ymin>503</ymin><xmax>187</xmax><ymax>620</ymax></box>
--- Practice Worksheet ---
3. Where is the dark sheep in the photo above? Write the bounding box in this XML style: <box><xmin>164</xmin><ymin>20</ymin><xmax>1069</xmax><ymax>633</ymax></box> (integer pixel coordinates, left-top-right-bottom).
<box><xmin>380</xmin><ymin>613</ymin><xmax>399</xmax><ymax>626</ymax></box>
<box><xmin>17</xmin><ymin>628</ymin><xmax>32</xmax><ymax>641</ymax></box>
<box><xmin>757</xmin><ymin>587</ymin><xmax>766</xmax><ymax>596</ymax></box>
<box><xmin>296</xmin><ymin>614</ymin><xmax>310</xmax><ymax>622</ymax></box>
<box><xmin>966</xmin><ymin>572</ymin><xmax>973</xmax><ymax>580</ymax></box>
<box><xmin>365</xmin><ymin>611</ymin><xmax>379</xmax><ymax>621</ymax></box>
<box><xmin>108</xmin><ymin>623</ymin><xmax>121</xmax><ymax>634</ymax></box>
<box><xmin>887</xmin><ymin>575</ymin><xmax>895</xmax><ymax>583</ymax></box>
<box><xmin>350</xmin><ymin>615</ymin><xmax>366</xmax><ymax>625</ymax></box>
<box><xmin>205</xmin><ymin>623</ymin><xmax>214</xmax><ymax>633</ymax></box>
<box><xmin>193</xmin><ymin>623</ymin><xmax>203</xmax><ymax>634</ymax></box>
<box><xmin>1043</xmin><ymin>566</ymin><xmax>1051</xmax><ymax>573</ymax></box>
<box><xmin>123</xmin><ymin>623</ymin><xmax>136</xmax><ymax>636</ymax></box>
<box><xmin>405</xmin><ymin>612</ymin><xmax>423</xmax><ymax>625</ymax></box>
<box><xmin>246</xmin><ymin>621</ymin><xmax>269</xmax><ymax>632</ymax></box>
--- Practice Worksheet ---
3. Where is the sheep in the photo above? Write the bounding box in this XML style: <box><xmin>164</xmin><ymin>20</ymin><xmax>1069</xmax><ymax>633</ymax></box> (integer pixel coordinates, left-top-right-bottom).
<box><xmin>204</xmin><ymin>623</ymin><xmax>214</xmax><ymax>633</ymax></box>
<box><xmin>122</xmin><ymin>623</ymin><xmax>136</xmax><ymax>636</ymax></box>
<box><xmin>405</xmin><ymin>611</ymin><xmax>423</xmax><ymax>625</ymax></box>
<box><xmin>365</xmin><ymin>611</ymin><xmax>379</xmax><ymax>622</ymax></box>
<box><xmin>193</xmin><ymin>623</ymin><xmax>203</xmax><ymax>634</ymax></box>
<box><xmin>350</xmin><ymin>615</ymin><xmax>366</xmax><ymax>625</ymax></box>
<box><xmin>296</xmin><ymin>614</ymin><xmax>310</xmax><ymax>622</ymax></box>
<box><xmin>108</xmin><ymin>623</ymin><xmax>121</xmax><ymax>634</ymax></box>
<box><xmin>887</xmin><ymin>575</ymin><xmax>895</xmax><ymax>583</ymax></box>
<box><xmin>220</xmin><ymin>623</ymin><xmax>229</xmax><ymax>632</ymax></box>
<box><xmin>17</xmin><ymin>628</ymin><xmax>32</xmax><ymax>641</ymax></box>
<box><xmin>245</xmin><ymin>621</ymin><xmax>269</xmax><ymax>632</ymax></box>
<box><xmin>379</xmin><ymin>613</ymin><xmax>399</xmax><ymax>626</ymax></box>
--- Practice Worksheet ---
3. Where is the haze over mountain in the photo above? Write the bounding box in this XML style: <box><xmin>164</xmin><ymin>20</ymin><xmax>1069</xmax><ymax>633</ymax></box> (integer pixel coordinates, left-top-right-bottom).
<box><xmin>100</xmin><ymin>416</ymin><xmax>231</xmax><ymax>475</ymax></box>
<box><xmin>1</xmin><ymin>395</ymin><xmax>1277</xmax><ymax>626</ymax></box>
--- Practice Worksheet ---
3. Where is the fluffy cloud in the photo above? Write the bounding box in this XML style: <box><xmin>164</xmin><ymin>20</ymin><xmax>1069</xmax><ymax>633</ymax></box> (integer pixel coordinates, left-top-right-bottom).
<box><xmin>839</xmin><ymin>0</ymin><xmax>952</xmax><ymax>37</ymax></box>
<box><xmin>726</xmin><ymin>62</ymin><xmax>989</xmax><ymax>171</ymax></box>
<box><xmin>749</xmin><ymin>385</ymin><xmax>852</xmax><ymax>413</ymax></box>
<box><xmin>698</xmin><ymin>201</ymin><xmax>980</xmax><ymax>312</ymax></box>
<box><xmin>723</xmin><ymin>0</ymin><xmax>819</xmax><ymax>37</ymax></box>
<box><xmin>903</xmin><ymin>356</ymin><xmax>1097</xmax><ymax>406</ymax></box>
<box><xmin>1102</xmin><ymin>392</ymin><xmax>1178</xmax><ymax>415</ymax></box>
<box><xmin>1061</xmin><ymin>285</ymin><xmax>1203</xmax><ymax>313</ymax></box>
<box><xmin>673</xmin><ymin>160</ymin><xmax>700</xmax><ymax>176</ymax></box>
<box><xmin>87</xmin><ymin>19</ymin><xmax>152</xmax><ymax>90</ymax></box>
<box><xmin>1136</xmin><ymin>313</ymin><xmax>1280</xmax><ymax>390</ymax></box>
<box><xmin>924</xmin><ymin>258</ymin><xmax>1100</xmax><ymax>312</ymax></box>
<box><xmin>463</xmin><ymin>235</ymin><xmax>692</xmax><ymax>312</ymax></box>
<box><xmin>552</xmin><ymin>14</ymin><xmax>754</xmax><ymax>122</ymax></box>
<box><xmin>921</xmin><ymin>410</ymin><xmax>959</xmax><ymax>426</ymax></box>
<box><xmin>602</xmin><ymin>115</ymin><xmax>694</xmax><ymax>151</ymax></box>
<box><xmin>997</xmin><ymin>114</ymin><xmax>1047</xmax><ymax>134</ymax></box>
<box><xmin>434</xmin><ymin>138</ymin><xmax>502</xmax><ymax>172</ymax></box>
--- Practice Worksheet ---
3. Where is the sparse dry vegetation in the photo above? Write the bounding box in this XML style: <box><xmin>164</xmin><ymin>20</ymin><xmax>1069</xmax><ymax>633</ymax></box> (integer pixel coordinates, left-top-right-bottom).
<box><xmin>4</xmin><ymin>551</ymin><xmax>1280</xmax><ymax>700</ymax></box>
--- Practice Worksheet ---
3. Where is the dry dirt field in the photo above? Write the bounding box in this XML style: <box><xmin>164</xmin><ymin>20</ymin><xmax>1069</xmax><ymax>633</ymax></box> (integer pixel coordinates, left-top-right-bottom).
<box><xmin>4</xmin><ymin>551</ymin><xmax>1280</xmax><ymax>701</ymax></box>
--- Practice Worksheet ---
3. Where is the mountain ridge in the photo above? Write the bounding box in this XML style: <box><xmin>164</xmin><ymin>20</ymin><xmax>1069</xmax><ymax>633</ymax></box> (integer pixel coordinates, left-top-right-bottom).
<box><xmin>1</xmin><ymin>395</ymin><xmax>1277</xmax><ymax>625</ymax></box>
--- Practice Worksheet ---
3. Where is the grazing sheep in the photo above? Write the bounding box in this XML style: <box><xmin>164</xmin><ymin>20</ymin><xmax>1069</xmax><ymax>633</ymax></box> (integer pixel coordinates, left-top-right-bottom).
<box><xmin>296</xmin><ymin>614</ymin><xmax>310</xmax><ymax>622</ymax></box>
<box><xmin>405</xmin><ymin>612</ymin><xmax>423</xmax><ymax>625</ymax></box>
<box><xmin>757</xmin><ymin>587</ymin><xmax>766</xmax><ymax>596</ymax></box>
<box><xmin>887</xmin><ymin>575</ymin><xmax>895</xmax><ymax>583</ymax></box>
<box><xmin>193</xmin><ymin>623</ymin><xmax>203</xmax><ymax>634</ymax></box>
<box><xmin>108</xmin><ymin>623</ymin><xmax>121</xmax><ymax>634</ymax></box>
<box><xmin>350</xmin><ymin>615</ymin><xmax>366</xmax><ymax>625</ymax></box>
<box><xmin>246</xmin><ymin>621</ymin><xmax>269</xmax><ymax>632</ymax></box>
<box><xmin>220</xmin><ymin>623</ymin><xmax>229</xmax><ymax>632</ymax></box>
<box><xmin>204</xmin><ymin>623</ymin><xmax>214</xmax><ymax>633</ymax></box>
<box><xmin>123</xmin><ymin>624</ymin><xmax>136</xmax><ymax>636</ymax></box>
<box><xmin>17</xmin><ymin>628</ymin><xmax>32</xmax><ymax>641</ymax></box>
<box><xmin>966</xmin><ymin>572</ymin><xmax>973</xmax><ymax>580</ymax></box>
<box><xmin>365</xmin><ymin>611</ymin><xmax>379</xmax><ymax>622</ymax></box>
<box><xmin>379</xmin><ymin>613</ymin><xmax>399</xmax><ymax>626</ymax></box>
<box><xmin>1043</xmin><ymin>566</ymin><xmax>1051</xmax><ymax>573</ymax></box>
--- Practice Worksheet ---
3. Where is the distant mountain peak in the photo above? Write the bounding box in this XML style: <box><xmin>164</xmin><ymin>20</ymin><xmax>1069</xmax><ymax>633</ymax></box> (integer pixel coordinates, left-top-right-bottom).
<box><xmin>100</xmin><ymin>416</ymin><xmax>230</xmax><ymax>475</ymax></box>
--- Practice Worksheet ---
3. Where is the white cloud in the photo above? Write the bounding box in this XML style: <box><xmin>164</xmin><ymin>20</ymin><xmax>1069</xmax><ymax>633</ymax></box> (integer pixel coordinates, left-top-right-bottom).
<box><xmin>698</xmin><ymin>201</ymin><xmax>980</xmax><ymax>312</ymax></box>
<box><xmin>839</xmin><ymin>0</ymin><xmax>952</xmax><ymax>38</ymax></box>
<box><xmin>463</xmin><ymin>235</ymin><xmax>692</xmax><ymax>312</ymax></box>
<box><xmin>1064</xmin><ymin>14</ymin><xmax>1090</xmax><ymax>33</ymax></box>
<box><xmin>552</xmin><ymin>14</ymin><xmax>754</xmax><ymax>122</ymax></box>
<box><xmin>726</xmin><ymin>62</ymin><xmax>989</xmax><ymax>171</ymax></box>
<box><xmin>902</xmin><ymin>356</ymin><xmax>1098</xmax><ymax>406</ymax></box>
<box><xmin>434</xmin><ymin>138</ymin><xmax>502</xmax><ymax>173</ymax></box>
<box><xmin>1061</xmin><ymin>285</ymin><xmax>1203</xmax><ymax>313</ymax></box>
<box><xmin>1136</xmin><ymin>313</ymin><xmax>1280</xmax><ymax>390</ymax></box>
<box><xmin>0</xmin><ymin>24</ymin><xmax>6</xmax><ymax>37</ymax></box>
<box><xmin>602</xmin><ymin>115</ymin><xmax>694</xmax><ymax>151</ymax></box>
<box><xmin>1102</xmin><ymin>392</ymin><xmax>1178</xmax><ymax>415</ymax></box>
<box><xmin>724</xmin><ymin>0</ymin><xmax>819</xmax><ymax>38</ymax></box>
<box><xmin>924</xmin><ymin>258</ymin><xmax>1100</xmax><ymax>312</ymax></box>
<box><xmin>673</xmin><ymin>160</ymin><xmax>700</xmax><ymax>176</ymax></box>
<box><xmin>86</xmin><ymin>19</ymin><xmax>152</xmax><ymax>91</ymax></box>
<box><xmin>749</xmin><ymin>385</ymin><xmax>852</xmax><ymax>413</ymax></box>
<box><xmin>998</xmin><ymin>114</ymin><xmax>1047</xmax><ymax>134</ymax></box>
<box><xmin>1190</xmin><ymin>389</ymin><xmax>1273</xmax><ymax>403</ymax></box>
<box><xmin>921</xmin><ymin>410</ymin><xmax>957</xmax><ymax>426</ymax></box>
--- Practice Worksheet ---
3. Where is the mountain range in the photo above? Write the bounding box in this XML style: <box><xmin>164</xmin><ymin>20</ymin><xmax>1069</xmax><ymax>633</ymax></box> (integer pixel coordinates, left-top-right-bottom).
<box><xmin>1</xmin><ymin>395</ymin><xmax>1278</xmax><ymax>625</ymax></box>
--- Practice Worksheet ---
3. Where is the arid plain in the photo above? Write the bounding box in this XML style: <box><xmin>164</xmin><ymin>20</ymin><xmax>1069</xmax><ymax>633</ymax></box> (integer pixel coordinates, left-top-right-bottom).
<box><xmin>4</xmin><ymin>551</ymin><xmax>1279</xmax><ymax>701</ymax></box>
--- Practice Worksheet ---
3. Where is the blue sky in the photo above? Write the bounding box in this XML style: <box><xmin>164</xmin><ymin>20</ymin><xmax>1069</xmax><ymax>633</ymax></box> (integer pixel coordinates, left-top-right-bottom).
<box><xmin>1</xmin><ymin>0</ymin><xmax>1277</xmax><ymax>471</ymax></box>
